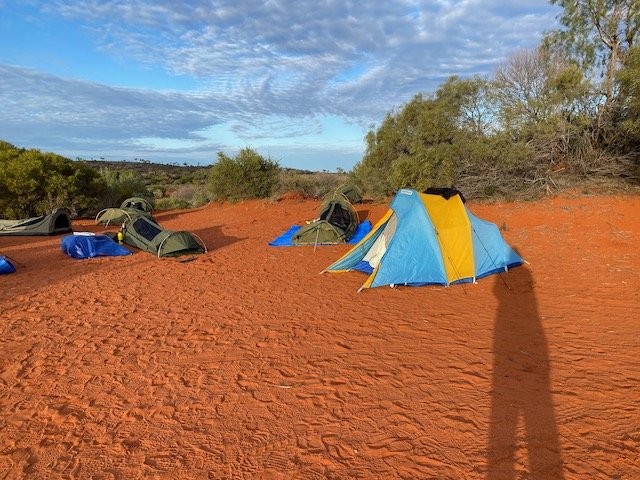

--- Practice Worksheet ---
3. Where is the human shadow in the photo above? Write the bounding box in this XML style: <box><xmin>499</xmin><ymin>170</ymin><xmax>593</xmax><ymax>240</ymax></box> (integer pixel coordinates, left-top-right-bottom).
<box><xmin>486</xmin><ymin>264</ymin><xmax>564</xmax><ymax>479</ymax></box>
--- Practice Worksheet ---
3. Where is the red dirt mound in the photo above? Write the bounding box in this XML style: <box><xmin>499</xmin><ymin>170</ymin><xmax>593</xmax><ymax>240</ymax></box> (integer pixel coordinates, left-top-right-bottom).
<box><xmin>1</xmin><ymin>194</ymin><xmax>638</xmax><ymax>479</ymax></box>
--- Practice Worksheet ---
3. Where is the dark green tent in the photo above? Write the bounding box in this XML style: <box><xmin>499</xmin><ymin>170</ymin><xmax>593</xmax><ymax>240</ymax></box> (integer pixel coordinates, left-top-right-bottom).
<box><xmin>121</xmin><ymin>215</ymin><xmax>206</xmax><ymax>257</ymax></box>
<box><xmin>120</xmin><ymin>197</ymin><xmax>153</xmax><ymax>213</ymax></box>
<box><xmin>292</xmin><ymin>194</ymin><xmax>359</xmax><ymax>245</ymax></box>
<box><xmin>0</xmin><ymin>208</ymin><xmax>72</xmax><ymax>236</ymax></box>
<box><xmin>95</xmin><ymin>207</ymin><xmax>153</xmax><ymax>226</ymax></box>
<box><xmin>326</xmin><ymin>184</ymin><xmax>362</xmax><ymax>204</ymax></box>
<box><xmin>95</xmin><ymin>197</ymin><xmax>154</xmax><ymax>226</ymax></box>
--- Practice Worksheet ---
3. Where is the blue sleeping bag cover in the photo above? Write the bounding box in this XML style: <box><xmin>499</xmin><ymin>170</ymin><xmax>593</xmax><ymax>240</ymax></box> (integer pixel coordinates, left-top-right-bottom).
<box><xmin>61</xmin><ymin>234</ymin><xmax>131</xmax><ymax>259</ymax></box>
<box><xmin>0</xmin><ymin>255</ymin><xmax>16</xmax><ymax>274</ymax></box>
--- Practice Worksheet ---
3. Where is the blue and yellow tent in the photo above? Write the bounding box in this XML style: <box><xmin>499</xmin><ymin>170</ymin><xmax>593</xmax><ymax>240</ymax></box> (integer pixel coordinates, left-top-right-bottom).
<box><xmin>323</xmin><ymin>188</ymin><xmax>522</xmax><ymax>290</ymax></box>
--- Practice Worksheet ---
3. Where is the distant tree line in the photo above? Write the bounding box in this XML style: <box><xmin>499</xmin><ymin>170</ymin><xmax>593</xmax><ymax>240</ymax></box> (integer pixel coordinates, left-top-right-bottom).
<box><xmin>0</xmin><ymin>140</ymin><xmax>318</xmax><ymax>218</ymax></box>
<box><xmin>353</xmin><ymin>1</ymin><xmax>640</xmax><ymax>198</ymax></box>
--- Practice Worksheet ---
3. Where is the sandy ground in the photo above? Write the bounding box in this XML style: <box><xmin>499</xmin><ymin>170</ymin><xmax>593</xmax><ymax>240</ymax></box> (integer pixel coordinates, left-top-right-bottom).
<box><xmin>0</xmin><ymin>193</ymin><xmax>638</xmax><ymax>479</ymax></box>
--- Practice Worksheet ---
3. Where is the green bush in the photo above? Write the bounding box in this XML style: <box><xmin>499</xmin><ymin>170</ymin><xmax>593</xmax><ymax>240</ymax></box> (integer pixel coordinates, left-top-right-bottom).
<box><xmin>352</xmin><ymin>77</ymin><xmax>487</xmax><ymax>196</ymax></box>
<box><xmin>98</xmin><ymin>168</ymin><xmax>151</xmax><ymax>207</ymax></box>
<box><xmin>155</xmin><ymin>185</ymin><xmax>209</xmax><ymax>210</ymax></box>
<box><xmin>618</xmin><ymin>46</ymin><xmax>640</xmax><ymax>146</ymax></box>
<box><xmin>208</xmin><ymin>148</ymin><xmax>280</xmax><ymax>201</ymax></box>
<box><xmin>0</xmin><ymin>142</ymin><xmax>107</xmax><ymax>217</ymax></box>
<box><xmin>389</xmin><ymin>144</ymin><xmax>458</xmax><ymax>192</ymax></box>
<box><xmin>276</xmin><ymin>171</ymin><xmax>346</xmax><ymax>199</ymax></box>
<box><xmin>155</xmin><ymin>197</ymin><xmax>191</xmax><ymax>210</ymax></box>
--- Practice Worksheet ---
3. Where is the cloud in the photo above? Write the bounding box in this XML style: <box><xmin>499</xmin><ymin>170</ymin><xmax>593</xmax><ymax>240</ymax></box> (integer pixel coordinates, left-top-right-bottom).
<box><xmin>41</xmin><ymin>0</ymin><xmax>557</xmax><ymax>116</ymax></box>
<box><xmin>1</xmin><ymin>0</ymin><xmax>559</xmax><ymax>167</ymax></box>
<box><xmin>0</xmin><ymin>64</ymin><xmax>228</xmax><ymax>138</ymax></box>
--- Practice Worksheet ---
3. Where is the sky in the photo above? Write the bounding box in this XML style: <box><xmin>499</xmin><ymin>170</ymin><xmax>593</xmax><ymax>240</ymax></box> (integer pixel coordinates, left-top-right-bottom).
<box><xmin>0</xmin><ymin>1</ymin><xmax>560</xmax><ymax>171</ymax></box>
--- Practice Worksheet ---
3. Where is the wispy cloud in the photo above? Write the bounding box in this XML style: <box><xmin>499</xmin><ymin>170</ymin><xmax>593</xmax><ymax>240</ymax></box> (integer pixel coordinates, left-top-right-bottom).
<box><xmin>0</xmin><ymin>0</ymin><xmax>558</xmax><ymax>167</ymax></box>
<box><xmin>0</xmin><ymin>64</ymin><xmax>227</xmax><ymax>138</ymax></box>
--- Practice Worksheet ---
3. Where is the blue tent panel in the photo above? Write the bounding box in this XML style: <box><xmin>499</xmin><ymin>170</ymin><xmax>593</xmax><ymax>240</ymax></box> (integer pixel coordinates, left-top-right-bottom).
<box><xmin>370</xmin><ymin>191</ymin><xmax>447</xmax><ymax>287</ymax></box>
<box><xmin>61</xmin><ymin>235</ymin><xmax>132</xmax><ymax>259</ymax></box>
<box><xmin>353</xmin><ymin>260</ymin><xmax>374</xmax><ymax>274</ymax></box>
<box><xmin>467</xmin><ymin>210</ymin><xmax>523</xmax><ymax>279</ymax></box>
<box><xmin>0</xmin><ymin>255</ymin><xmax>16</xmax><ymax>274</ymax></box>
<box><xmin>325</xmin><ymin>189</ymin><xmax>523</xmax><ymax>289</ymax></box>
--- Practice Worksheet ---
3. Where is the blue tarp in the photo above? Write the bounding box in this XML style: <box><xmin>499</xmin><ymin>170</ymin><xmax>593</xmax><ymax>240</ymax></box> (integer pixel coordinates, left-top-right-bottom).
<box><xmin>269</xmin><ymin>220</ymin><xmax>372</xmax><ymax>247</ymax></box>
<box><xmin>0</xmin><ymin>255</ymin><xmax>16</xmax><ymax>274</ymax></box>
<box><xmin>61</xmin><ymin>234</ymin><xmax>132</xmax><ymax>259</ymax></box>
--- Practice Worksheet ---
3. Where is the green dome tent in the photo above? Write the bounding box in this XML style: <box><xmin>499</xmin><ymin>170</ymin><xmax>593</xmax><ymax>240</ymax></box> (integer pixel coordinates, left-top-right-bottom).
<box><xmin>120</xmin><ymin>197</ymin><xmax>153</xmax><ymax>213</ymax></box>
<box><xmin>121</xmin><ymin>215</ymin><xmax>207</xmax><ymax>258</ymax></box>
<box><xmin>95</xmin><ymin>197</ymin><xmax>154</xmax><ymax>226</ymax></box>
<box><xmin>329</xmin><ymin>184</ymin><xmax>363</xmax><ymax>204</ymax></box>
<box><xmin>292</xmin><ymin>193</ymin><xmax>359</xmax><ymax>246</ymax></box>
<box><xmin>0</xmin><ymin>208</ymin><xmax>72</xmax><ymax>236</ymax></box>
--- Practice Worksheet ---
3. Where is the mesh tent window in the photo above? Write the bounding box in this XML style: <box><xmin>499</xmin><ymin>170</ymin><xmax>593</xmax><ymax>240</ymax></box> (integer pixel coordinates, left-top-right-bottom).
<box><xmin>320</xmin><ymin>202</ymin><xmax>351</xmax><ymax>232</ymax></box>
<box><xmin>126</xmin><ymin>201</ymin><xmax>148</xmax><ymax>211</ymax></box>
<box><xmin>120</xmin><ymin>197</ymin><xmax>153</xmax><ymax>212</ymax></box>
<box><xmin>132</xmin><ymin>217</ymin><xmax>162</xmax><ymax>241</ymax></box>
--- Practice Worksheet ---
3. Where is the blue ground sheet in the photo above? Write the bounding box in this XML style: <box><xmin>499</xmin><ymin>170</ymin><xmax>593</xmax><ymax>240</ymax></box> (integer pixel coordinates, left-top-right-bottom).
<box><xmin>269</xmin><ymin>220</ymin><xmax>372</xmax><ymax>247</ymax></box>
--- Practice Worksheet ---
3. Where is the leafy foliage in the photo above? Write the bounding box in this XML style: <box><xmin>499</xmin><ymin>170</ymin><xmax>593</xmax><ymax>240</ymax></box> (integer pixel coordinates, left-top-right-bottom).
<box><xmin>545</xmin><ymin>0</ymin><xmax>639</xmax><ymax>106</ymax></box>
<box><xmin>494</xmin><ymin>47</ymin><xmax>593</xmax><ymax>133</ymax></box>
<box><xmin>156</xmin><ymin>185</ymin><xmax>210</xmax><ymax>209</ymax></box>
<box><xmin>208</xmin><ymin>148</ymin><xmax>280</xmax><ymax>201</ymax></box>
<box><xmin>618</xmin><ymin>46</ymin><xmax>640</xmax><ymax>142</ymax></box>
<box><xmin>98</xmin><ymin>168</ymin><xmax>151</xmax><ymax>207</ymax></box>
<box><xmin>617</xmin><ymin>45</ymin><xmax>640</xmax><ymax>176</ymax></box>
<box><xmin>0</xmin><ymin>142</ymin><xmax>106</xmax><ymax>218</ymax></box>
<box><xmin>277</xmin><ymin>170</ymin><xmax>347</xmax><ymax>199</ymax></box>
<box><xmin>353</xmin><ymin>77</ymin><xmax>500</xmax><ymax>196</ymax></box>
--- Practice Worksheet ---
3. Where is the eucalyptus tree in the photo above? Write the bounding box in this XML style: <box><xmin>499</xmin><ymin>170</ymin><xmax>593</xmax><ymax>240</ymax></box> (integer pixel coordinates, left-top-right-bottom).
<box><xmin>617</xmin><ymin>46</ymin><xmax>640</xmax><ymax>147</ymax></box>
<box><xmin>546</xmin><ymin>0</ymin><xmax>639</xmax><ymax>111</ymax></box>
<box><xmin>494</xmin><ymin>47</ymin><xmax>593</xmax><ymax>135</ymax></box>
<box><xmin>353</xmin><ymin>76</ymin><xmax>500</xmax><ymax>195</ymax></box>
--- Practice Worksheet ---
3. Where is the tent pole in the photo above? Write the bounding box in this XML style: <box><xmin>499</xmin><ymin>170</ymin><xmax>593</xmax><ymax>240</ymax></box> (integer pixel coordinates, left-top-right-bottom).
<box><xmin>191</xmin><ymin>232</ymin><xmax>208</xmax><ymax>253</ymax></box>
<box><xmin>471</xmin><ymin>225</ymin><xmax>512</xmax><ymax>290</ymax></box>
<box><xmin>434</xmin><ymin>227</ymin><xmax>467</xmax><ymax>295</ymax></box>
<box><xmin>313</xmin><ymin>228</ymin><xmax>320</xmax><ymax>252</ymax></box>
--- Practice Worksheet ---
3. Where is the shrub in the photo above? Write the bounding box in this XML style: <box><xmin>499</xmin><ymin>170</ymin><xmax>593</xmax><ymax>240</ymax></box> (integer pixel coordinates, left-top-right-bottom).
<box><xmin>0</xmin><ymin>142</ymin><xmax>107</xmax><ymax>217</ymax></box>
<box><xmin>155</xmin><ymin>185</ymin><xmax>210</xmax><ymax>209</ymax></box>
<box><xmin>208</xmin><ymin>148</ymin><xmax>280</xmax><ymax>201</ymax></box>
<box><xmin>155</xmin><ymin>197</ymin><xmax>191</xmax><ymax>210</ymax></box>
<box><xmin>352</xmin><ymin>77</ymin><xmax>477</xmax><ymax>197</ymax></box>
<box><xmin>276</xmin><ymin>170</ymin><xmax>346</xmax><ymax>199</ymax></box>
<box><xmin>389</xmin><ymin>144</ymin><xmax>457</xmax><ymax>192</ymax></box>
<box><xmin>98</xmin><ymin>168</ymin><xmax>151</xmax><ymax>207</ymax></box>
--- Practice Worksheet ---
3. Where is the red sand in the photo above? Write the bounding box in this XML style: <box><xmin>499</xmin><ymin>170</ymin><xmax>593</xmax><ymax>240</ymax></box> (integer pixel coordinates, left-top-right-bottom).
<box><xmin>1</xmin><ymin>194</ymin><xmax>639</xmax><ymax>479</ymax></box>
